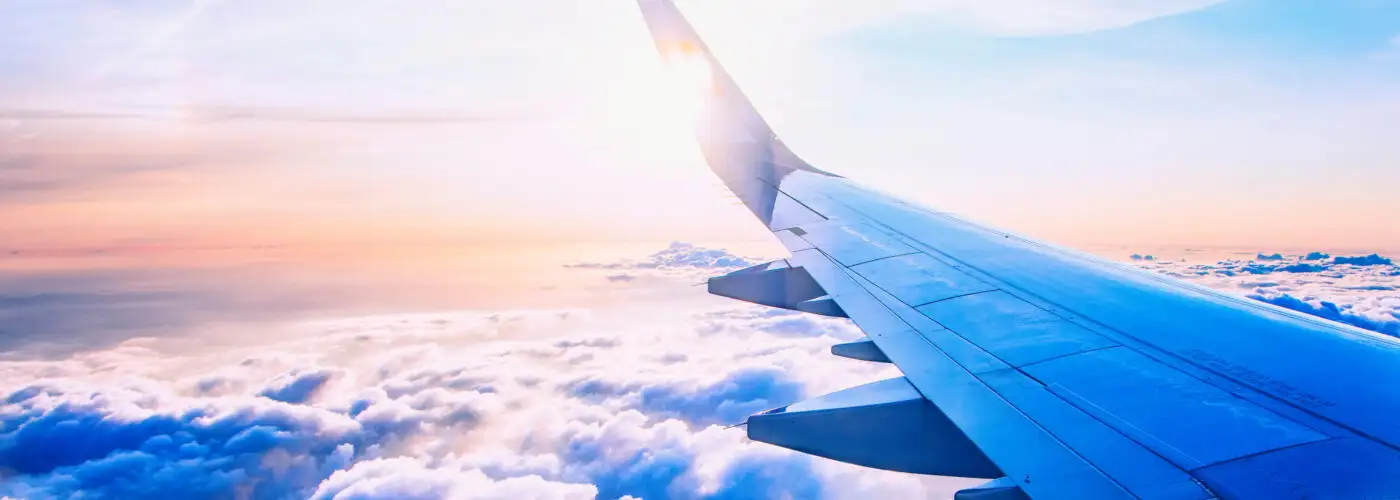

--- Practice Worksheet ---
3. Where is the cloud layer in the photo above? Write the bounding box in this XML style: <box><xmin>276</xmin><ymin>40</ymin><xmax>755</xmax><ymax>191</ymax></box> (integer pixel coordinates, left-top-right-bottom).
<box><xmin>0</xmin><ymin>265</ymin><xmax>958</xmax><ymax>499</ymax></box>
<box><xmin>4</xmin><ymin>242</ymin><xmax>1394</xmax><ymax>499</ymax></box>
<box><xmin>1135</xmin><ymin>252</ymin><xmax>1400</xmax><ymax>336</ymax></box>
<box><xmin>566</xmin><ymin>242</ymin><xmax>756</xmax><ymax>273</ymax></box>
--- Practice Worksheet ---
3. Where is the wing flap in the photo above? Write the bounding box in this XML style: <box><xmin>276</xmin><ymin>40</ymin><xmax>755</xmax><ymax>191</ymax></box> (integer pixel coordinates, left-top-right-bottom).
<box><xmin>1025</xmin><ymin>347</ymin><xmax>1328</xmax><ymax>469</ymax></box>
<box><xmin>917</xmin><ymin>291</ymin><xmax>1118</xmax><ymax>368</ymax></box>
<box><xmin>794</xmin><ymin>221</ymin><xmax>917</xmax><ymax>267</ymax></box>
<box><xmin>830</xmin><ymin>337</ymin><xmax>891</xmax><ymax>363</ymax></box>
<box><xmin>977</xmin><ymin>369</ymin><xmax>1213</xmax><ymax>500</ymax></box>
<box><xmin>1192</xmin><ymin>438</ymin><xmax>1400</xmax><ymax>498</ymax></box>
<box><xmin>747</xmin><ymin>376</ymin><xmax>1002</xmax><ymax>478</ymax></box>
<box><xmin>851</xmin><ymin>252</ymin><xmax>998</xmax><ymax>306</ymax></box>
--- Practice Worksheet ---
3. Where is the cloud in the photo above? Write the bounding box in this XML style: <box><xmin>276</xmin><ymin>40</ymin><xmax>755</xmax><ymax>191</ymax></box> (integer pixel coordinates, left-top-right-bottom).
<box><xmin>0</xmin><ymin>385</ymin><xmax>371</xmax><ymax>499</ymax></box>
<box><xmin>0</xmin><ymin>301</ymin><xmax>937</xmax><ymax>499</ymax></box>
<box><xmin>20</xmin><ymin>241</ymin><xmax>1385</xmax><ymax>499</ymax></box>
<box><xmin>260</xmin><ymin>368</ymin><xmax>337</xmax><ymax>404</ymax></box>
<box><xmin>1276</xmin><ymin>263</ymin><xmax>1327</xmax><ymax>273</ymax></box>
<box><xmin>1136</xmin><ymin>252</ymin><xmax>1400</xmax><ymax>337</ymax></box>
<box><xmin>566</xmin><ymin>242</ymin><xmax>757</xmax><ymax>275</ymax></box>
<box><xmin>566</xmin><ymin>367</ymin><xmax>805</xmax><ymax>427</ymax></box>
<box><xmin>1248</xmin><ymin>293</ymin><xmax>1400</xmax><ymax>337</ymax></box>
<box><xmin>694</xmin><ymin>308</ymin><xmax>862</xmax><ymax>340</ymax></box>
<box><xmin>1256</xmin><ymin>253</ymin><xmax>1284</xmax><ymax>261</ymax></box>
<box><xmin>548</xmin><ymin>411</ymin><xmax>829</xmax><ymax>500</ymax></box>
<box><xmin>309</xmin><ymin>458</ymin><xmax>596</xmax><ymax>500</ymax></box>
<box><xmin>1332</xmin><ymin>254</ymin><xmax>1394</xmax><ymax>266</ymax></box>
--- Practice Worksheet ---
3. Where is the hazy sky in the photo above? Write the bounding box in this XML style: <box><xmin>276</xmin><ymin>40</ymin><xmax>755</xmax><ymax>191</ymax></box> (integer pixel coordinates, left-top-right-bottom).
<box><xmin>2</xmin><ymin>0</ymin><xmax>1398</xmax><ymax>347</ymax></box>
<box><xmin>3</xmin><ymin>0</ymin><xmax>1398</xmax><ymax>261</ymax></box>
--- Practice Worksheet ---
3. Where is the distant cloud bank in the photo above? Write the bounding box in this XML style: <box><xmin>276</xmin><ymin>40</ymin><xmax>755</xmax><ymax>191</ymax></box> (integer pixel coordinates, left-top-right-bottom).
<box><xmin>0</xmin><ymin>298</ymin><xmax>936</xmax><ymax>499</ymax></box>
<box><xmin>1134</xmin><ymin>251</ymin><xmax>1400</xmax><ymax>337</ymax></box>
<box><xmin>567</xmin><ymin>242</ymin><xmax>756</xmax><ymax>272</ymax></box>
<box><xmin>4</xmin><ymin>242</ymin><xmax>1395</xmax><ymax>499</ymax></box>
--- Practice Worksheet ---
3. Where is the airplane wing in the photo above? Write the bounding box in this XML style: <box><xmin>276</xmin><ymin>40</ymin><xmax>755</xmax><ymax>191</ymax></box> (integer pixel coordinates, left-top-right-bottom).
<box><xmin>635</xmin><ymin>1</ymin><xmax>1400</xmax><ymax>499</ymax></box>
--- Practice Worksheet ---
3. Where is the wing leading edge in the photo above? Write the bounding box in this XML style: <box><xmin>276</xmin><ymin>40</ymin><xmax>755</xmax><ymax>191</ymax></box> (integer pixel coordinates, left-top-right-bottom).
<box><xmin>636</xmin><ymin>2</ymin><xmax>1400</xmax><ymax>499</ymax></box>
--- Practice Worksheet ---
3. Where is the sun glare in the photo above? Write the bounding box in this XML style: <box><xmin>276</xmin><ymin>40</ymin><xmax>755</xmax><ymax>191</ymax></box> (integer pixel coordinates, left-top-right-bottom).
<box><xmin>592</xmin><ymin>40</ymin><xmax>720</xmax><ymax>169</ymax></box>
<box><xmin>655</xmin><ymin>42</ymin><xmax>716</xmax><ymax>125</ymax></box>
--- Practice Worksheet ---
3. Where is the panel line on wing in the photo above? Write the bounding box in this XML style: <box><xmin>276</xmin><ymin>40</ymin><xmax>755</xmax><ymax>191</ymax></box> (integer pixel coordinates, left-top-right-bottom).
<box><xmin>842</xmin><ymin>263</ymin><xmax>1213</xmax><ymax>498</ymax></box>
<box><xmin>758</xmin><ymin>177</ymin><xmax>829</xmax><ymax>221</ymax></box>
<box><xmin>801</xmin><ymin>181</ymin><xmax>1390</xmax><ymax>456</ymax></box>
<box><xmin>909</xmin><ymin>289</ymin><xmax>1001</xmax><ymax>309</ymax></box>
<box><xmin>845</xmin><ymin>251</ymin><xmax>922</xmax><ymax>268</ymax></box>
<box><xmin>639</xmin><ymin>1</ymin><xmax>1400</xmax><ymax>494</ymax></box>
<box><xmin>808</xmin><ymin>254</ymin><xmax>1139</xmax><ymax>498</ymax></box>
<box><xmin>792</xmin><ymin>221</ymin><xmax>917</xmax><ymax>267</ymax></box>
<box><xmin>789</xmin><ymin>249</ymin><xmax>1139</xmax><ymax>492</ymax></box>
<box><xmin>1046</xmin><ymin>381</ymin><xmax>1208</xmax><ymax>470</ymax></box>
<box><xmin>845</xmin><ymin>270</ymin><xmax>1012</xmax><ymax>373</ymax></box>
<box><xmin>782</xmin><ymin>190</ymin><xmax>1220</xmax><ymax>494</ymax></box>
<box><xmin>1015</xmin><ymin>344</ymin><xmax>1120</xmax><ymax>370</ymax></box>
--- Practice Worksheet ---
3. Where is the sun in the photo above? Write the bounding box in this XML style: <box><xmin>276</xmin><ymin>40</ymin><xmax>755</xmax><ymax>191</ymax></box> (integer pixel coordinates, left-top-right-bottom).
<box><xmin>589</xmin><ymin>37</ymin><xmax>722</xmax><ymax>170</ymax></box>
<box><xmin>653</xmin><ymin>41</ymin><xmax>717</xmax><ymax>124</ymax></box>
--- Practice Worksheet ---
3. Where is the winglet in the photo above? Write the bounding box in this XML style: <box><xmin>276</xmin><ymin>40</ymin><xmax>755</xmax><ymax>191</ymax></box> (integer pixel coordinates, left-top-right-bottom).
<box><xmin>635</xmin><ymin>0</ymin><xmax>839</xmax><ymax>229</ymax></box>
<box><xmin>635</xmin><ymin>0</ymin><xmax>775</xmax><ymax>143</ymax></box>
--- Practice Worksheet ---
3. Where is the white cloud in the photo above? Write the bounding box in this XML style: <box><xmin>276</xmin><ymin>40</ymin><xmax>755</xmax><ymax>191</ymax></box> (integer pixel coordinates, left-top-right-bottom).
<box><xmin>310</xmin><ymin>458</ymin><xmax>597</xmax><ymax>500</ymax></box>
<box><xmin>12</xmin><ymin>242</ymin><xmax>1389</xmax><ymax>498</ymax></box>
<box><xmin>567</xmin><ymin>242</ymin><xmax>756</xmax><ymax>272</ymax></box>
<box><xmin>0</xmin><ymin>297</ymin><xmax>956</xmax><ymax>499</ymax></box>
<box><xmin>1135</xmin><ymin>252</ymin><xmax>1400</xmax><ymax>336</ymax></box>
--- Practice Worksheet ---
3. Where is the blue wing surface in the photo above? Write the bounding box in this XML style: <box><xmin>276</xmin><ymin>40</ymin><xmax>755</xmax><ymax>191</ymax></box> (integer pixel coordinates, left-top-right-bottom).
<box><xmin>636</xmin><ymin>1</ymin><xmax>1400</xmax><ymax>498</ymax></box>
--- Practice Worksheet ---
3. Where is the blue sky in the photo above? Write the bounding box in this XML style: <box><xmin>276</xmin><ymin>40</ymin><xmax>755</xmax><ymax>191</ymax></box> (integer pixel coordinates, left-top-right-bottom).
<box><xmin>1</xmin><ymin>1</ymin><xmax>1398</xmax><ymax>499</ymax></box>
<box><xmin>692</xmin><ymin>0</ymin><xmax>1400</xmax><ymax>249</ymax></box>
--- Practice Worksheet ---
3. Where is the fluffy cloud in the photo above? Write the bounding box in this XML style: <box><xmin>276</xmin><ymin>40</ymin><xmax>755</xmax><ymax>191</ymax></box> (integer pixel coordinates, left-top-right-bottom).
<box><xmin>0</xmin><ymin>385</ymin><xmax>365</xmax><ymax>498</ymax></box>
<box><xmin>1135</xmin><ymin>251</ymin><xmax>1400</xmax><ymax>336</ymax></box>
<box><xmin>310</xmin><ymin>458</ymin><xmax>597</xmax><ymax>500</ymax></box>
<box><xmin>0</xmin><ymin>285</ymin><xmax>944</xmax><ymax>499</ymax></box>
<box><xmin>565</xmin><ymin>367</ymin><xmax>805</xmax><ymax>427</ymax></box>
<box><xmin>15</xmin><ymin>242</ymin><xmax>1389</xmax><ymax>499</ymax></box>
<box><xmin>260</xmin><ymin>368</ymin><xmax>338</xmax><ymax>404</ymax></box>
<box><xmin>567</xmin><ymin>242</ymin><xmax>755</xmax><ymax>272</ymax></box>
<box><xmin>1247</xmin><ymin>293</ymin><xmax>1400</xmax><ymax>337</ymax></box>
<box><xmin>1332</xmin><ymin>254</ymin><xmax>1393</xmax><ymax>266</ymax></box>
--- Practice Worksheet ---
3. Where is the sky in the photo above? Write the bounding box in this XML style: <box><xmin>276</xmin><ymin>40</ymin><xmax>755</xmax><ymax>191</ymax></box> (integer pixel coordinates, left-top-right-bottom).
<box><xmin>1</xmin><ymin>0</ymin><xmax>1398</xmax><ymax>499</ymax></box>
